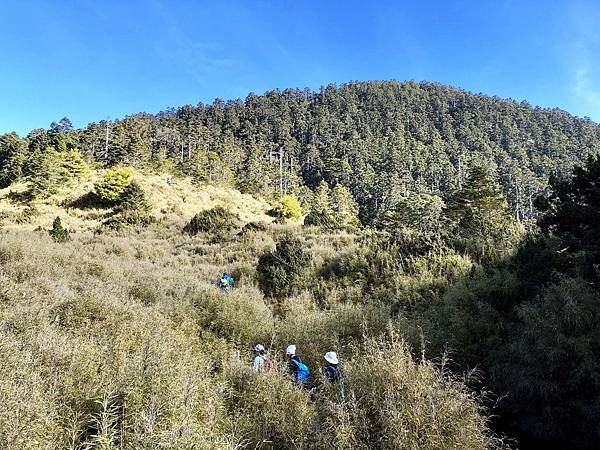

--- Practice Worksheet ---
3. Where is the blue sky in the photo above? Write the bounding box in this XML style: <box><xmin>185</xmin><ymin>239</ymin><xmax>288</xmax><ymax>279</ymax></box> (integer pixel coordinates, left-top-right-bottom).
<box><xmin>1</xmin><ymin>0</ymin><xmax>599</xmax><ymax>136</ymax></box>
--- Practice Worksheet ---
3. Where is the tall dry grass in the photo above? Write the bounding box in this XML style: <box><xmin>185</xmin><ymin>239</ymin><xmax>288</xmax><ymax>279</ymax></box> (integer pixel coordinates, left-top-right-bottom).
<box><xmin>0</xmin><ymin>221</ymin><xmax>507</xmax><ymax>449</ymax></box>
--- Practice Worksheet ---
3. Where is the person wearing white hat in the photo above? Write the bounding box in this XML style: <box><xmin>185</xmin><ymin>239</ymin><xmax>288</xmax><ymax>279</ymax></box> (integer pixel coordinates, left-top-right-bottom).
<box><xmin>323</xmin><ymin>351</ymin><xmax>342</xmax><ymax>383</ymax></box>
<box><xmin>252</xmin><ymin>344</ymin><xmax>272</xmax><ymax>372</ymax></box>
<box><xmin>286</xmin><ymin>344</ymin><xmax>310</xmax><ymax>385</ymax></box>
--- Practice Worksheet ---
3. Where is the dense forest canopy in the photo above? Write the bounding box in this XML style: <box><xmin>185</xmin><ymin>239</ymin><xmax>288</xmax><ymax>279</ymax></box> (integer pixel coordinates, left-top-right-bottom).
<box><xmin>2</xmin><ymin>80</ymin><xmax>599</xmax><ymax>222</ymax></box>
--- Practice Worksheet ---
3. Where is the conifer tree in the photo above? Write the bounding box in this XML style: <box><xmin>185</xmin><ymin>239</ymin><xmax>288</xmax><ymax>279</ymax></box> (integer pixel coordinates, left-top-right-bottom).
<box><xmin>447</xmin><ymin>166</ymin><xmax>521</xmax><ymax>260</ymax></box>
<box><xmin>537</xmin><ymin>155</ymin><xmax>600</xmax><ymax>284</ymax></box>
<box><xmin>49</xmin><ymin>216</ymin><xmax>70</xmax><ymax>243</ymax></box>
<box><xmin>312</xmin><ymin>180</ymin><xmax>331</xmax><ymax>213</ymax></box>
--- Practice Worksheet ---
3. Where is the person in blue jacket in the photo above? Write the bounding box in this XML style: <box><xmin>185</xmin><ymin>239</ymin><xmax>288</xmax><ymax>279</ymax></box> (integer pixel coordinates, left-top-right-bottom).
<box><xmin>217</xmin><ymin>272</ymin><xmax>234</xmax><ymax>291</ymax></box>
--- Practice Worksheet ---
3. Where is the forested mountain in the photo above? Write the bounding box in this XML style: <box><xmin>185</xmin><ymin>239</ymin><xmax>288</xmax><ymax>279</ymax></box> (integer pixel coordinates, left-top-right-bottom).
<box><xmin>2</xmin><ymin>80</ymin><xmax>599</xmax><ymax>222</ymax></box>
<box><xmin>2</xmin><ymin>81</ymin><xmax>600</xmax><ymax>449</ymax></box>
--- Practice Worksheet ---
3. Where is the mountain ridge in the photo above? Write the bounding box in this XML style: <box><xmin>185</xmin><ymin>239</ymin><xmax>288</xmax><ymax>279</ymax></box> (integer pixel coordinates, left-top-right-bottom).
<box><xmin>2</xmin><ymin>80</ymin><xmax>599</xmax><ymax>223</ymax></box>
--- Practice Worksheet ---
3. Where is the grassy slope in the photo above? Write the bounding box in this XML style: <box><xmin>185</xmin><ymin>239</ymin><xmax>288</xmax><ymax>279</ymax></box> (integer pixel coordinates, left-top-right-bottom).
<box><xmin>0</xmin><ymin>170</ymin><xmax>273</xmax><ymax>231</ymax></box>
<box><xmin>0</xmin><ymin>173</ymin><xmax>506</xmax><ymax>449</ymax></box>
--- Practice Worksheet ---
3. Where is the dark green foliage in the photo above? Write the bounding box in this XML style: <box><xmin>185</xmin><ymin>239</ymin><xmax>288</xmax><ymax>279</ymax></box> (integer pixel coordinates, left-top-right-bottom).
<box><xmin>447</xmin><ymin>166</ymin><xmax>521</xmax><ymax>261</ymax></box>
<box><xmin>101</xmin><ymin>182</ymin><xmax>153</xmax><ymax>230</ymax></box>
<box><xmin>26</xmin><ymin>148</ymin><xmax>87</xmax><ymax>199</ymax></box>
<box><xmin>257</xmin><ymin>234</ymin><xmax>312</xmax><ymax>298</ymax></box>
<box><xmin>536</xmin><ymin>154</ymin><xmax>600</xmax><ymax>285</ymax></box>
<box><xmin>506</xmin><ymin>278</ymin><xmax>600</xmax><ymax>448</ymax></box>
<box><xmin>303</xmin><ymin>209</ymin><xmax>338</xmax><ymax>229</ymax></box>
<box><xmin>110</xmin><ymin>182</ymin><xmax>153</xmax><ymax>227</ymax></box>
<box><xmin>0</xmin><ymin>133</ymin><xmax>28</xmax><ymax>187</ymax></box>
<box><xmin>238</xmin><ymin>221</ymin><xmax>269</xmax><ymax>235</ymax></box>
<box><xmin>117</xmin><ymin>182</ymin><xmax>151</xmax><ymax>215</ymax></box>
<box><xmin>319</xmin><ymin>230</ymin><xmax>469</xmax><ymax>313</ymax></box>
<box><xmin>3</xmin><ymin>81</ymin><xmax>597</xmax><ymax>222</ymax></box>
<box><xmin>427</xmin><ymin>155</ymin><xmax>600</xmax><ymax>449</ymax></box>
<box><xmin>49</xmin><ymin>216</ymin><xmax>70</xmax><ymax>243</ymax></box>
<box><xmin>183</xmin><ymin>206</ymin><xmax>240</xmax><ymax>235</ymax></box>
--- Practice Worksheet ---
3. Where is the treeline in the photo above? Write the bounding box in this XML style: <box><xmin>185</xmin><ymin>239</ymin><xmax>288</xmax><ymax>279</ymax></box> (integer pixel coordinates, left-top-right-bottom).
<box><xmin>2</xmin><ymin>81</ymin><xmax>599</xmax><ymax>222</ymax></box>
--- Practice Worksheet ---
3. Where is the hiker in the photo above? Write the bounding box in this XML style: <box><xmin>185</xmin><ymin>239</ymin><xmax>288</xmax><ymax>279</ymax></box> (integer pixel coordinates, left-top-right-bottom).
<box><xmin>286</xmin><ymin>344</ymin><xmax>310</xmax><ymax>385</ymax></box>
<box><xmin>217</xmin><ymin>272</ymin><xmax>234</xmax><ymax>291</ymax></box>
<box><xmin>323</xmin><ymin>351</ymin><xmax>343</xmax><ymax>383</ymax></box>
<box><xmin>252</xmin><ymin>344</ymin><xmax>273</xmax><ymax>373</ymax></box>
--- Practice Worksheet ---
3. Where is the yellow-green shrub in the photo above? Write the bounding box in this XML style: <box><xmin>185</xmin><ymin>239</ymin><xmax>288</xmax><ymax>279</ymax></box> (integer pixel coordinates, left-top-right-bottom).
<box><xmin>94</xmin><ymin>167</ymin><xmax>134</xmax><ymax>203</ymax></box>
<box><xmin>270</xmin><ymin>195</ymin><xmax>303</xmax><ymax>221</ymax></box>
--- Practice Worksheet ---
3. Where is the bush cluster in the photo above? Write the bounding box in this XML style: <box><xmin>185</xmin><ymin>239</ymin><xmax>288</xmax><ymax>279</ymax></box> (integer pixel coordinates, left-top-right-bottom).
<box><xmin>184</xmin><ymin>206</ymin><xmax>240</xmax><ymax>235</ymax></box>
<box><xmin>257</xmin><ymin>233</ymin><xmax>312</xmax><ymax>298</ymax></box>
<box><xmin>0</xmin><ymin>216</ymin><xmax>506</xmax><ymax>450</ymax></box>
<box><xmin>268</xmin><ymin>195</ymin><xmax>303</xmax><ymax>222</ymax></box>
<box><xmin>94</xmin><ymin>167</ymin><xmax>134</xmax><ymax>204</ymax></box>
<box><xmin>304</xmin><ymin>208</ymin><xmax>338</xmax><ymax>229</ymax></box>
<box><xmin>102</xmin><ymin>181</ymin><xmax>154</xmax><ymax>230</ymax></box>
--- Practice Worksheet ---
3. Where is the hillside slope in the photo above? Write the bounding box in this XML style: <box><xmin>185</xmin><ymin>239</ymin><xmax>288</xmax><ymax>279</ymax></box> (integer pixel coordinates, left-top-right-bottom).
<box><xmin>3</xmin><ymin>80</ymin><xmax>599</xmax><ymax>223</ymax></box>
<box><xmin>0</xmin><ymin>211</ymin><xmax>506</xmax><ymax>449</ymax></box>
<box><xmin>0</xmin><ymin>170</ymin><xmax>272</xmax><ymax>231</ymax></box>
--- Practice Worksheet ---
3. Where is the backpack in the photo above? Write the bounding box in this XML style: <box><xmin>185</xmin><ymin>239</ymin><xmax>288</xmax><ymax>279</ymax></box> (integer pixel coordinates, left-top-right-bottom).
<box><xmin>262</xmin><ymin>355</ymin><xmax>273</xmax><ymax>373</ymax></box>
<box><xmin>291</xmin><ymin>358</ymin><xmax>310</xmax><ymax>384</ymax></box>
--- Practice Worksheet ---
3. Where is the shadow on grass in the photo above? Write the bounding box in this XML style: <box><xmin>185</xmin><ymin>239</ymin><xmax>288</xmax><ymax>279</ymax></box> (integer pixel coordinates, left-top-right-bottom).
<box><xmin>62</xmin><ymin>191</ymin><xmax>105</xmax><ymax>210</ymax></box>
<box><xmin>7</xmin><ymin>189</ymin><xmax>34</xmax><ymax>205</ymax></box>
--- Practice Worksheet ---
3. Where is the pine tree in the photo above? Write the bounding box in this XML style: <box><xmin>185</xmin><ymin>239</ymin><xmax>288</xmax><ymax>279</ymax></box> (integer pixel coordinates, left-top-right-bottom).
<box><xmin>49</xmin><ymin>216</ymin><xmax>70</xmax><ymax>243</ymax></box>
<box><xmin>312</xmin><ymin>180</ymin><xmax>331</xmax><ymax>213</ymax></box>
<box><xmin>447</xmin><ymin>166</ymin><xmax>521</xmax><ymax>260</ymax></box>
<box><xmin>536</xmin><ymin>155</ymin><xmax>600</xmax><ymax>284</ymax></box>
<box><xmin>330</xmin><ymin>183</ymin><xmax>359</xmax><ymax>228</ymax></box>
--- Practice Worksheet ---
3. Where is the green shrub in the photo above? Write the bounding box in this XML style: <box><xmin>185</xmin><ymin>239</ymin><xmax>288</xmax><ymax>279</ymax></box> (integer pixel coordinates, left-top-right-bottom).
<box><xmin>226</xmin><ymin>365</ymin><xmax>315</xmax><ymax>449</ymax></box>
<box><xmin>194</xmin><ymin>290</ymin><xmax>275</xmax><ymax>347</ymax></box>
<box><xmin>269</xmin><ymin>195</ymin><xmax>303</xmax><ymax>222</ymax></box>
<box><xmin>238</xmin><ymin>221</ymin><xmax>269</xmax><ymax>235</ymax></box>
<box><xmin>94</xmin><ymin>167</ymin><xmax>133</xmax><ymax>203</ymax></box>
<box><xmin>304</xmin><ymin>209</ymin><xmax>339</xmax><ymax>229</ymax></box>
<box><xmin>382</xmin><ymin>192</ymin><xmax>448</xmax><ymax>235</ymax></box>
<box><xmin>101</xmin><ymin>182</ymin><xmax>154</xmax><ymax>230</ymax></box>
<box><xmin>49</xmin><ymin>216</ymin><xmax>70</xmax><ymax>243</ymax></box>
<box><xmin>184</xmin><ymin>206</ymin><xmax>240</xmax><ymax>235</ymax></box>
<box><xmin>257</xmin><ymin>234</ymin><xmax>312</xmax><ymax>298</ymax></box>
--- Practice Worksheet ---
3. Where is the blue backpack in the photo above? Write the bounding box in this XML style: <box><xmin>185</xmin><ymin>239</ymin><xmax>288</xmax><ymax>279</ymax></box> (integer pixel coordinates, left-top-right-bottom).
<box><xmin>291</xmin><ymin>358</ymin><xmax>310</xmax><ymax>384</ymax></box>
